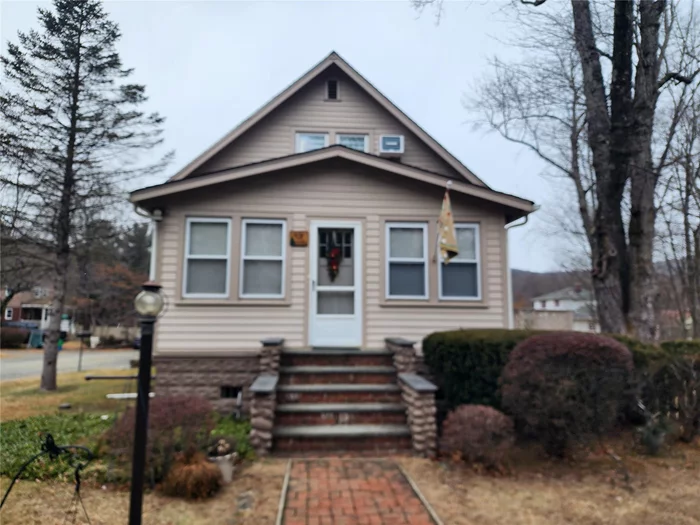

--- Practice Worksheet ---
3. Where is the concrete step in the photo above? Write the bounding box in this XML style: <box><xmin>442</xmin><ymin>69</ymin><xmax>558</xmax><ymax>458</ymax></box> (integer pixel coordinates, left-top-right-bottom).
<box><xmin>281</xmin><ymin>349</ymin><xmax>394</xmax><ymax>368</ymax></box>
<box><xmin>273</xmin><ymin>424</ymin><xmax>412</xmax><ymax>452</ymax></box>
<box><xmin>275</xmin><ymin>402</ymin><xmax>407</xmax><ymax>426</ymax></box>
<box><xmin>278</xmin><ymin>365</ymin><xmax>397</xmax><ymax>385</ymax></box>
<box><xmin>277</xmin><ymin>383</ymin><xmax>402</xmax><ymax>404</ymax></box>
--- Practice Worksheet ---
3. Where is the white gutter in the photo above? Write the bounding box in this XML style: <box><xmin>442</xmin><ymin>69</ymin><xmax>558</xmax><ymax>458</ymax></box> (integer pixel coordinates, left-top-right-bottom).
<box><xmin>133</xmin><ymin>204</ymin><xmax>164</xmax><ymax>281</ymax></box>
<box><xmin>504</xmin><ymin>208</ymin><xmax>538</xmax><ymax>329</ymax></box>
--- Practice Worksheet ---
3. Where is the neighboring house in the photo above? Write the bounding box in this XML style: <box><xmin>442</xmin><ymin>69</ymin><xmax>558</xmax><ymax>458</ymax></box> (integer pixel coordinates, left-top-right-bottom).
<box><xmin>2</xmin><ymin>286</ymin><xmax>74</xmax><ymax>333</ymax></box>
<box><xmin>129</xmin><ymin>52</ymin><xmax>536</xmax><ymax>428</ymax></box>
<box><xmin>532</xmin><ymin>285</ymin><xmax>600</xmax><ymax>333</ymax></box>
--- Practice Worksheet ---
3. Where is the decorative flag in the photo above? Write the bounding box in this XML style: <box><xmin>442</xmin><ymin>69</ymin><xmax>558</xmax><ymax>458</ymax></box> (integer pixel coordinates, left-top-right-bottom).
<box><xmin>438</xmin><ymin>188</ymin><xmax>459</xmax><ymax>263</ymax></box>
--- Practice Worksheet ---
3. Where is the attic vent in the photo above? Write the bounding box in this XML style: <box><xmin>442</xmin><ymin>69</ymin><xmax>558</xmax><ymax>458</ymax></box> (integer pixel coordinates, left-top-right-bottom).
<box><xmin>326</xmin><ymin>79</ymin><xmax>338</xmax><ymax>100</ymax></box>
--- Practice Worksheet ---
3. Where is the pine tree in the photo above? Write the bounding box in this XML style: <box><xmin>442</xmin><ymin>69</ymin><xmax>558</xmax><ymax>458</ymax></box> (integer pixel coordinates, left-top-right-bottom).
<box><xmin>0</xmin><ymin>0</ymin><xmax>171</xmax><ymax>390</ymax></box>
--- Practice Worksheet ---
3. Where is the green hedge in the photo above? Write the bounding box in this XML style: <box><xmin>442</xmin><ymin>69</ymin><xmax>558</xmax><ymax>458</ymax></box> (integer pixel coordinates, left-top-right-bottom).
<box><xmin>606</xmin><ymin>334</ymin><xmax>667</xmax><ymax>369</ymax></box>
<box><xmin>422</xmin><ymin>329</ymin><xmax>670</xmax><ymax>411</ymax></box>
<box><xmin>422</xmin><ymin>329</ymin><xmax>540</xmax><ymax>410</ymax></box>
<box><xmin>660</xmin><ymin>339</ymin><xmax>700</xmax><ymax>356</ymax></box>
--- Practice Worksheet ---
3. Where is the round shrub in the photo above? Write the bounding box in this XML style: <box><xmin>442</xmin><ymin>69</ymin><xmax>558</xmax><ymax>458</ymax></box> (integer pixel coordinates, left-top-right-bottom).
<box><xmin>440</xmin><ymin>404</ymin><xmax>515</xmax><ymax>467</ymax></box>
<box><xmin>161</xmin><ymin>449</ymin><xmax>222</xmax><ymax>499</ymax></box>
<box><xmin>500</xmin><ymin>332</ymin><xmax>634</xmax><ymax>457</ymax></box>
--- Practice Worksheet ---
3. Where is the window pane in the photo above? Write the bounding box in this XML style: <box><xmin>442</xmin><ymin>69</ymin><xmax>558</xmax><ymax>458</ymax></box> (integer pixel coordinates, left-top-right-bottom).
<box><xmin>189</xmin><ymin>223</ymin><xmax>228</xmax><ymax>256</ymax></box>
<box><xmin>389</xmin><ymin>228</ymin><xmax>424</xmax><ymax>258</ymax></box>
<box><xmin>456</xmin><ymin>228</ymin><xmax>477</xmax><ymax>260</ymax></box>
<box><xmin>186</xmin><ymin>260</ymin><xmax>227</xmax><ymax>294</ymax></box>
<box><xmin>441</xmin><ymin>262</ymin><xmax>478</xmax><ymax>298</ymax></box>
<box><xmin>245</xmin><ymin>223</ymin><xmax>282</xmax><ymax>257</ymax></box>
<box><xmin>242</xmin><ymin>260</ymin><xmax>283</xmax><ymax>295</ymax></box>
<box><xmin>338</xmin><ymin>135</ymin><xmax>367</xmax><ymax>151</ymax></box>
<box><xmin>297</xmin><ymin>133</ymin><xmax>327</xmax><ymax>152</ymax></box>
<box><xmin>389</xmin><ymin>263</ymin><xmax>425</xmax><ymax>297</ymax></box>
<box><xmin>317</xmin><ymin>291</ymin><xmax>354</xmax><ymax>314</ymax></box>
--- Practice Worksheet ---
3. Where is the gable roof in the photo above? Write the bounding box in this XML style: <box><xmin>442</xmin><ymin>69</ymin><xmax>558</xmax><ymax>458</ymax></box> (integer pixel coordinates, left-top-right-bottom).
<box><xmin>130</xmin><ymin>145</ymin><xmax>535</xmax><ymax>221</ymax></box>
<box><xmin>167</xmin><ymin>51</ymin><xmax>488</xmax><ymax>187</ymax></box>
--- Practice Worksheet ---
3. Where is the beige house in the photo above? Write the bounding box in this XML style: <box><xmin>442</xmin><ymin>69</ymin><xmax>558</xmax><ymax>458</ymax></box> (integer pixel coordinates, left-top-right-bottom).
<box><xmin>130</xmin><ymin>52</ymin><xmax>535</xmax><ymax>417</ymax></box>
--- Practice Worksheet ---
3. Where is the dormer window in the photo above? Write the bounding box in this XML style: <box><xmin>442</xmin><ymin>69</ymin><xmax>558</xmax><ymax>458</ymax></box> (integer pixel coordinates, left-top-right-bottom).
<box><xmin>326</xmin><ymin>79</ymin><xmax>339</xmax><ymax>100</ymax></box>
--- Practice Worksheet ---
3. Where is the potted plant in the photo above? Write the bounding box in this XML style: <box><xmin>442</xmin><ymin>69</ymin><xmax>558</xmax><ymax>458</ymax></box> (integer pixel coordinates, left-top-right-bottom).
<box><xmin>207</xmin><ymin>438</ymin><xmax>237</xmax><ymax>483</ymax></box>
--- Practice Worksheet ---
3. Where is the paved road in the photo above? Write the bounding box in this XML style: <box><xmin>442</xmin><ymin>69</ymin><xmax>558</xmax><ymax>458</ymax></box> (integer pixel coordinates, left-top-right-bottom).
<box><xmin>0</xmin><ymin>350</ymin><xmax>138</xmax><ymax>381</ymax></box>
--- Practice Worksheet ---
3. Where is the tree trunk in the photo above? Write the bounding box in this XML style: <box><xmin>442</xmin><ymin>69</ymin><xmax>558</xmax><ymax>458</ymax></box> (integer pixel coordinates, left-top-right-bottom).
<box><xmin>571</xmin><ymin>0</ymin><xmax>628</xmax><ymax>333</ymax></box>
<box><xmin>40</xmin><ymin>254</ymin><xmax>69</xmax><ymax>390</ymax></box>
<box><xmin>692</xmin><ymin>226</ymin><xmax>700</xmax><ymax>338</ymax></box>
<box><xmin>628</xmin><ymin>0</ymin><xmax>666</xmax><ymax>342</ymax></box>
<box><xmin>40</xmin><ymin>25</ymin><xmax>82</xmax><ymax>391</ymax></box>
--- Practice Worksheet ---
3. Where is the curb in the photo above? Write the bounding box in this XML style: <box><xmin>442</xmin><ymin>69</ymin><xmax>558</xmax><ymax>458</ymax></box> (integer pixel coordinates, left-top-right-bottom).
<box><xmin>274</xmin><ymin>459</ymin><xmax>292</xmax><ymax>525</ymax></box>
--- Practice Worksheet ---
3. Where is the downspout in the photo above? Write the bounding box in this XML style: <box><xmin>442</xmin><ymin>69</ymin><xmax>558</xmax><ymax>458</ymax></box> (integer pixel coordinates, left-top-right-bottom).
<box><xmin>133</xmin><ymin>204</ymin><xmax>164</xmax><ymax>281</ymax></box>
<box><xmin>504</xmin><ymin>207</ymin><xmax>538</xmax><ymax>329</ymax></box>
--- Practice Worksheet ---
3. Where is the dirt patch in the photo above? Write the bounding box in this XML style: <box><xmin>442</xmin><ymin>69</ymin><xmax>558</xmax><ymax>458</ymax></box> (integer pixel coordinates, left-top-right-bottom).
<box><xmin>399</xmin><ymin>440</ymin><xmax>700</xmax><ymax>525</ymax></box>
<box><xmin>0</xmin><ymin>459</ymin><xmax>288</xmax><ymax>524</ymax></box>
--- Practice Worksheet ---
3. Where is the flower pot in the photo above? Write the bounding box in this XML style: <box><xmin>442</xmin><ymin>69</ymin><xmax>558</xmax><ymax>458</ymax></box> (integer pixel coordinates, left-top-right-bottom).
<box><xmin>208</xmin><ymin>452</ymin><xmax>237</xmax><ymax>483</ymax></box>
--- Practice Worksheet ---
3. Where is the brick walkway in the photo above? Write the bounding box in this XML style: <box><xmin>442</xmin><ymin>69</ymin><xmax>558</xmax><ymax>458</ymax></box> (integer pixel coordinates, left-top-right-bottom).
<box><xmin>283</xmin><ymin>459</ymin><xmax>436</xmax><ymax>525</ymax></box>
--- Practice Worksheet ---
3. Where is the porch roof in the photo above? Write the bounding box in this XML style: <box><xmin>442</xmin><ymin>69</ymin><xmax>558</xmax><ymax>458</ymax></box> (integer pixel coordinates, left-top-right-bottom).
<box><xmin>130</xmin><ymin>146</ymin><xmax>536</xmax><ymax>222</ymax></box>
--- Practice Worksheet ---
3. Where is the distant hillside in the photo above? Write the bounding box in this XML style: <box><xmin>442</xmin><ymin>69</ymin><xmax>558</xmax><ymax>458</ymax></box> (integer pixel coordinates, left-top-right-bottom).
<box><xmin>512</xmin><ymin>269</ymin><xmax>590</xmax><ymax>308</ymax></box>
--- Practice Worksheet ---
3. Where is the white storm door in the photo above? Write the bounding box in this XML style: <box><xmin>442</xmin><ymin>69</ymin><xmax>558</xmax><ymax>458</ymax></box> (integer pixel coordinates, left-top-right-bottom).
<box><xmin>309</xmin><ymin>221</ymin><xmax>362</xmax><ymax>347</ymax></box>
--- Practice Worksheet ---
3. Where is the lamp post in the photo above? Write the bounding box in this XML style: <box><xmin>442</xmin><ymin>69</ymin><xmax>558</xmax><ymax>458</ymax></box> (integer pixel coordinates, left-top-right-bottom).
<box><xmin>129</xmin><ymin>282</ymin><xmax>164</xmax><ymax>525</ymax></box>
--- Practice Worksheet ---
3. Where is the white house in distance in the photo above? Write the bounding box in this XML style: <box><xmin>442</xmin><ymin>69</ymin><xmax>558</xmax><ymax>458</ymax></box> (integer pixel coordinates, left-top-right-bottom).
<box><xmin>532</xmin><ymin>284</ymin><xmax>600</xmax><ymax>333</ymax></box>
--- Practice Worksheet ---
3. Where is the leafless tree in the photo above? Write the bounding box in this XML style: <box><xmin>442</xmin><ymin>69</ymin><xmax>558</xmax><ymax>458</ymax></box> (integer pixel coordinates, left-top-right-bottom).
<box><xmin>0</xmin><ymin>0</ymin><xmax>170</xmax><ymax>390</ymax></box>
<box><xmin>415</xmin><ymin>0</ymin><xmax>700</xmax><ymax>340</ymax></box>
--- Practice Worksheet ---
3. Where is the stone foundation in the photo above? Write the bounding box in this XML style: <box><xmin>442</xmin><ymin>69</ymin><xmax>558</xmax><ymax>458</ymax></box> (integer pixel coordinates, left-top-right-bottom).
<box><xmin>154</xmin><ymin>353</ymin><xmax>261</xmax><ymax>414</ymax></box>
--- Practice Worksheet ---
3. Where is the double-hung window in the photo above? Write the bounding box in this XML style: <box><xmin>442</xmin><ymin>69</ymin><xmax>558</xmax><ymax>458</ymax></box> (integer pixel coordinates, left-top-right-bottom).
<box><xmin>439</xmin><ymin>223</ymin><xmax>481</xmax><ymax>300</ymax></box>
<box><xmin>4</xmin><ymin>308</ymin><xmax>13</xmax><ymax>321</ymax></box>
<box><xmin>240</xmin><ymin>219</ymin><xmax>286</xmax><ymax>298</ymax></box>
<box><xmin>336</xmin><ymin>133</ymin><xmax>368</xmax><ymax>152</ymax></box>
<box><xmin>183</xmin><ymin>218</ymin><xmax>231</xmax><ymax>298</ymax></box>
<box><xmin>386</xmin><ymin>223</ymin><xmax>428</xmax><ymax>299</ymax></box>
<box><xmin>296</xmin><ymin>132</ymin><xmax>329</xmax><ymax>153</ymax></box>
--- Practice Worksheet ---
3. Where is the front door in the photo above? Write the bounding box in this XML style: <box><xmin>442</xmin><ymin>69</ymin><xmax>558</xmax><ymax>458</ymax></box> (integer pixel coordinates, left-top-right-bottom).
<box><xmin>309</xmin><ymin>221</ymin><xmax>362</xmax><ymax>347</ymax></box>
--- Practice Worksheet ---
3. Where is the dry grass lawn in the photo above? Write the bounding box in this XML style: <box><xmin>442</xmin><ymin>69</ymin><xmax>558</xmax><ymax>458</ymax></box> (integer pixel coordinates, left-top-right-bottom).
<box><xmin>0</xmin><ymin>459</ymin><xmax>288</xmax><ymax>525</ymax></box>
<box><xmin>0</xmin><ymin>369</ymin><xmax>136</xmax><ymax>421</ymax></box>
<box><xmin>400</xmin><ymin>438</ymin><xmax>700</xmax><ymax>525</ymax></box>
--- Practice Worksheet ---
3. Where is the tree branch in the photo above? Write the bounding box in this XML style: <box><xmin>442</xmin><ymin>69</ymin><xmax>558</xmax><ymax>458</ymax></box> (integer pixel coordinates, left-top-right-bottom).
<box><xmin>658</xmin><ymin>69</ymin><xmax>700</xmax><ymax>89</ymax></box>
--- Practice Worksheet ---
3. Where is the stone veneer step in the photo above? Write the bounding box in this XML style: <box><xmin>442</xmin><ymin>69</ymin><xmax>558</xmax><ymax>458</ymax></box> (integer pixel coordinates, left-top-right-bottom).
<box><xmin>276</xmin><ymin>403</ymin><xmax>405</xmax><ymax>412</ymax></box>
<box><xmin>273</xmin><ymin>424</ymin><xmax>411</xmax><ymax>438</ymax></box>
<box><xmin>277</xmin><ymin>383</ymin><xmax>400</xmax><ymax>392</ymax></box>
<box><xmin>282</xmin><ymin>349</ymin><xmax>393</xmax><ymax>356</ymax></box>
<box><xmin>279</xmin><ymin>366</ymin><xmax>396</xmax><ymax>374</ymax></box>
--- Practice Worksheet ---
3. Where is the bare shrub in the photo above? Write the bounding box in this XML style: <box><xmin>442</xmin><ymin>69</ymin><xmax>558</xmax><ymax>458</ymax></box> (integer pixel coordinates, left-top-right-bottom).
<box><xmin>107</xmin><ymin>395</ymin><xmax>214</xmax><ymax>483</ymax></box>
<box><xmin>440</xmin><ymin>405</ymin><xmax>515</xmax><ymax>467</ymax></box>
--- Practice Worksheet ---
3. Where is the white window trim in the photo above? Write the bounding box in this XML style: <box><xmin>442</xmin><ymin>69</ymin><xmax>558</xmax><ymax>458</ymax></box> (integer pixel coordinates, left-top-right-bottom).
<box><xmin>295</xmin><ymin>132</ymin><xmax>329</xmax><ymax>153</ymax></box>
<box><xmin>182</xmin><ymin>217</ymin><xmax>232</xmax><ymax>299</ymax></box>
<box><xmin>4</xmin><ymin>307</ymin><xmax>13</xmax><ymax>321</ymax></box>
<box><xmin>239</xmin><ymin>219</ymin><xmax>287</xmax><ymax>299</ymax></box>
<box><xmin>385</xmin><ymin>222</ymin><xmax>429</xmax><ymax>300</ymax></box>
<box><xmin>336</xmin><ymin>133</ymin><xmax>369</xmax><ymax>153</ymax></box>
<box><xmin>438</xmin><ymin>223</ymin><xmax>481</xmax><ymax>301</ymax></box>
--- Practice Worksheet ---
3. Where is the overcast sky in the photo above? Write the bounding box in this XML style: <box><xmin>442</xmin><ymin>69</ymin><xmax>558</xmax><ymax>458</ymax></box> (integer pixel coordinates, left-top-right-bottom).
<box><xmin>1</xmin><ymin>0</ymin><xmax>573</xmax><ymax>272</ymax></box>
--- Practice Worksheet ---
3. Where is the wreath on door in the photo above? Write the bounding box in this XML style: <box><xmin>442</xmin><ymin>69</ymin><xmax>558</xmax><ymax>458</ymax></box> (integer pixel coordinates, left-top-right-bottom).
<box><xmin>326</xmin><ymin>231</ymin><xmax>343</xmax><ymax>282</ymax></box>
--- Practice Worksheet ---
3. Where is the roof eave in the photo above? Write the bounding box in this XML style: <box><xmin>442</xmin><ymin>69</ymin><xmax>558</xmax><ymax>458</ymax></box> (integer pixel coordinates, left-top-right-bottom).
<box><xmin>130</xmin><ymin>148</ymin><xmax>535</xmax><ymax>219</ymax></box>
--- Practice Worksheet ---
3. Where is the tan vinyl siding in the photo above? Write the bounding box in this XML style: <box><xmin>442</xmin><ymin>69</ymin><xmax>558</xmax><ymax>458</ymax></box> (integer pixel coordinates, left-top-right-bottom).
<box><xmin>155</xmin><ymin>163</ymin><xmax>507</xmax><ymax>354</ymax></box>
<box><xmin>193</xmin><ymin>66</ymin><xmax>461</xmax><ymax>179</ymax></box>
